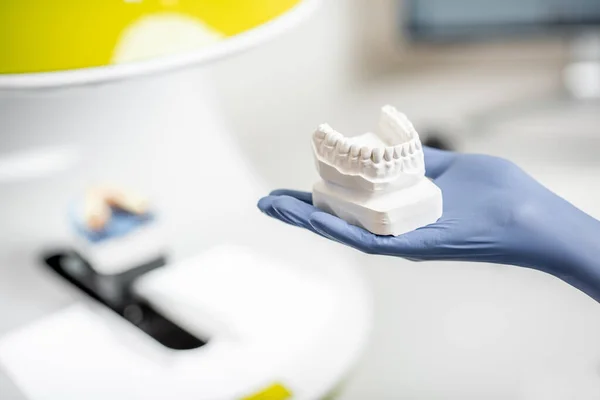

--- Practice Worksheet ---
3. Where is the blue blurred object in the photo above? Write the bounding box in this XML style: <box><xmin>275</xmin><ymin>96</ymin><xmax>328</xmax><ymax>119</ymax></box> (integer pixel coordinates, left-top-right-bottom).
<box><xmin>70</xmin><ymin>205</ymin><xmax>154</xmax><ymax>243</ymax></box>
<box><xmin>405</xmin><ymin>0</ymin><xmax>600</xmax><ymax>42</ymax></box>
<box><xmin>258</xmin><ymin>147</ymin><xmax>600</xmax><ymax>302</ymax></box>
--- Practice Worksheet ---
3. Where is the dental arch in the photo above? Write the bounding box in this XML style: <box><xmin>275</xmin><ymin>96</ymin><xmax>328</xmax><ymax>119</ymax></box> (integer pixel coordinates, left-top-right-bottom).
<box><xmin>312</xmin><ymin>105</ymin><xmax>426</xmax><ymax>192</ymax></box>
<box><xmin>311</xmin><ymin>105</ymin><xmax>443</xmax><ymax>236</ymax></box>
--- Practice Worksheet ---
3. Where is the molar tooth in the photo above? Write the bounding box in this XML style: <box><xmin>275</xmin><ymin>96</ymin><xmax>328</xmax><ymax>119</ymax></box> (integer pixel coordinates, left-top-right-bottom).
<box><xmin>313</xmin><ymin>136</ymin><xmax>325</xmax><ymax>146</ymax></box>
<box><xmin>314</xmin><ymin>126</ymin><xmax>327</xmax><ymax>140</ymax></box>
<box><xmin>360</xmin><ymin>146</ymin><xmax>372</xmax><ymax>160</ymax></box>
<box><xmin>337</xmin><ymin>139</ymin><xmax>351</xmax><ymax>154</ymax></box>
<box><xmin>371</xmin><ymin>148</ymin><xmax>383</xmax><ymax>163</ymax></box>
<box><xmin>381</xmin><ymin>105</ymin><xmax>412</xmax><ymax>143</ymax></box>
<box><xmin>384</xmin><ymin>147</ymin><xmax>394</xmax><ymax>161</ymax></box>
<box><xmin>393</xmin><ymin>146</ymin><xmax>402</xmax><ymax>159</ymax></box>
<box><xmin>350</xmin><ymin>144</ymin><xmax>361</xmax><ymax>157</ymax></box>
<box><xmin>326</xmin><ymin>132</ymin><xmax>340</xmax><ymax>147</ymax></box>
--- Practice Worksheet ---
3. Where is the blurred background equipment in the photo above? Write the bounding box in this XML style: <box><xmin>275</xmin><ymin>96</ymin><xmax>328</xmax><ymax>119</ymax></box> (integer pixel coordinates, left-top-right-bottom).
<box><xmin>0</xmin><ymin>1</ymin><xmax>371</xmax><ymax>399</ymax></box>
<box><xmin>2</xmin><ymin>239</ymin><xmax>366</xmax><ymax>400</ymax></box>
<box><xmin>404</xmin><ymin>0</ymin><xmax>600</xmax><ymax>41</ymax></box>
<box><xmin>0</xmin><ymin>0</ymin><xmax>301</xmax><ymax>73</ymax></box>
<box><xmin>344</xmin><ymin>0</ymin><xmax>599</xmax><ymax>154</ymax></box>
<box><xmin>402</xmin><ymin>0</ymin><xmax>600</xmax><ymax>100</ymax></box>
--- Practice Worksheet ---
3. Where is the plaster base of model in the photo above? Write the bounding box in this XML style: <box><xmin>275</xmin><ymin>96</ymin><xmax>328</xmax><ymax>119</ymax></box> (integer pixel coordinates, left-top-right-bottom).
<box><xmin>312</xmin><ymin>105</ymin><xmax>442</xmax><ymax>236</ymax></box>
<box><xmin>313</xmin><ymin>179</ymin><xmax>442</xmax><ymax>236</ymax></box>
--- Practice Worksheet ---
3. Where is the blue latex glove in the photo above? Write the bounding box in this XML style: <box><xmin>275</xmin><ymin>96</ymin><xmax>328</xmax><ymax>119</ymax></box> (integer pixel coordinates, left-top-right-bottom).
<box><xmin>70</xmin><ymin>204</ymin><xmax>154</xmax><ymax>243</ymax></box>
<box><xmin>258</xmin><ymin>147</ymin><xmax>600</xmax><ymax>302</ymax></box>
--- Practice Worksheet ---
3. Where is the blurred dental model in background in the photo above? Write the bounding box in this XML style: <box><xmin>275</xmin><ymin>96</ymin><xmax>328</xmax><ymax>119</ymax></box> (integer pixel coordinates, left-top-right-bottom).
<box><xmin>71</xmin><ymin>186</ymin><xmax>165</xmax><ymax>275</ymax></box>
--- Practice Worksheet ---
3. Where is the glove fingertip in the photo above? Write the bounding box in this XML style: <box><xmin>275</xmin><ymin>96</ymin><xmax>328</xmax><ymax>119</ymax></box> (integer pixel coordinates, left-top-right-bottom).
<box><xmin>257</xmin><ymin>196</ymin><xmax>275</xmax><ymax>213</ymax></box>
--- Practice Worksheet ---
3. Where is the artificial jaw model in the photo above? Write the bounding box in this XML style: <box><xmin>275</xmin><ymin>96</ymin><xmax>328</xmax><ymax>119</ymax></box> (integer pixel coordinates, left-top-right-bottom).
<box><xmin>312</xmin><ymin>105</ymin><xmax>443</xmax><ymax>236</ymax></box>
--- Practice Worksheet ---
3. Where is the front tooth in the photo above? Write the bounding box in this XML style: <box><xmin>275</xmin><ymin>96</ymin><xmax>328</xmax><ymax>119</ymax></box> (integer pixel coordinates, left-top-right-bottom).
<box><xmin>393</xmin><ymin>146</ymin><xmax>402</xmax><ymax>159</ymax></box>
<box><xmin>360</xmin><ymin>146</ymin><xmax>372</xmax><ymax>160</ymax></box>
<box><xmin>337</xmin><ymin>139</ymin><xmax>351</xmax><ymax>154</ymax></box>
<box><xmin>415</xmin><ymin>140</ymin><xmax>422</xmax><ymax>151</ymax></box>
<box><xmin>395</xmin><ymin>158</ymin><xmax>404</xmax><ymax>172</ymax></box>
<box><xmin>384</xmin><ymin>147</ymin><xmax>394</xmax><ymax>161</ymax></box>
<box><xmin>400</xmin><ymin>143</ymin><xmax>409</xmax><ymax>157</ymax></box>
<box><xmin>402</xmin><ymin>159</ymin><xmax>411</xmax><ymax>171</ymax></box>
<box><xmin>404</xmin><ymin>156</ymin><xmax>418</xmax><ymax>170</ymax></box>
<box><xmin>412</xmin><ymin>157</ymin><xmax>421</xmax><ymax>169</ymax></box>
<box><xmin>350</xmin><ymin>144</ymin><xmax>360</xmax><ymax>157</ymax></box>
<box><xmin>408</xmin><ymin>141</ymin><xmax>416</xmax><ymax>153</ymax></box>
<box><xmin>371</xmin><ymin>148</ymin><xmax>383</xmax><ymax>163</ymax></box>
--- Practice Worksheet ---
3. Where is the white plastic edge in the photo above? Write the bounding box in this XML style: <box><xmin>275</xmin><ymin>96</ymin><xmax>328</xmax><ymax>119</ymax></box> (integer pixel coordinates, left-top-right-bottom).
<box><xmin>0</xmin><ymin>0</ymin><xmax>321</xmax><ymax>90</ymax></box>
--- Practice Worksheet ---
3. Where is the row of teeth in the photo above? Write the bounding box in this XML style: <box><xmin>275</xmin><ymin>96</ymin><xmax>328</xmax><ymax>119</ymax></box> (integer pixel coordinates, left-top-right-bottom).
<box><xmin>313</xmin><ymin>124</ymin><xmax>423</xmax><ymax>176</ymax></box>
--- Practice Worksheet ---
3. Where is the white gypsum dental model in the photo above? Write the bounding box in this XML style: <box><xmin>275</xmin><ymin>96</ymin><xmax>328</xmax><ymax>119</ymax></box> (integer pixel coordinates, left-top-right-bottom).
<box><xmin>311</xmin><ymin>105</ymin><xmax>443</xmax><ymax>236</ymax></box>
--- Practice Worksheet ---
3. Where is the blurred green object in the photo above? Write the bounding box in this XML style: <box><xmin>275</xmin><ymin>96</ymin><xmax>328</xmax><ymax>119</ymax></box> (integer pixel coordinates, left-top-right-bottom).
<box><xmin>320</xmin><ymin>376</ymin><xmax>350</xmax><ymax>400</ymax></box>
<box><xmin>0</xmin><ymin>0</ymin><xmax>301</xmax><ymax>74</ymax></box>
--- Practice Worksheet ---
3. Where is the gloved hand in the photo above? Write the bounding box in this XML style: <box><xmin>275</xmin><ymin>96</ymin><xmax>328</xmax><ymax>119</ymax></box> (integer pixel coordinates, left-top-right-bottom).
<box><xmin>258</xmin><ymin>147</ymin><xmax>600</xmax><ymax>301</ymax></box>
